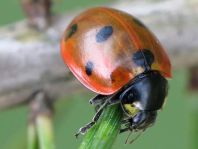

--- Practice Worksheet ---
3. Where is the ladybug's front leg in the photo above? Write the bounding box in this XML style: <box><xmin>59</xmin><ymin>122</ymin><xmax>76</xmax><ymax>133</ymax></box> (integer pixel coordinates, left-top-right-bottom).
<box><xmin>120</xmin><ymin>118</ymin><xmax>133</xmax><ymax>133</ymax></box>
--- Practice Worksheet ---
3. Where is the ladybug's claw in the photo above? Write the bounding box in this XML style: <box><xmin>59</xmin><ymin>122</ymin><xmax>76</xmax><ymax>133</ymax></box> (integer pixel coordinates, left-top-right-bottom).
<box><xmin>75</xmin><ymin>132</ymin><xmax>80</xmax><ymax>138</ymax></box>
<box><xmin>75</xmin><ymin>128</ymin><xmax>84</xmax><ymax>138</ymax></box>
<box><xmin>75</xmin><ymin>127</ymin><xmax>87</xmax><ymax>138</ymax></box>
<box><xmin>75</xmin><ymin>121</ymin><xmax>96</xmax><ymax>138</ymax></box>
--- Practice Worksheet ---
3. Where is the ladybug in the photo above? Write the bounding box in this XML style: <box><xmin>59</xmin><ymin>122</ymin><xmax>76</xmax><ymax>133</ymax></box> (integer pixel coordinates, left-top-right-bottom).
<box><xmin>61</xmin><ymin>7</ymin><xmax>171</xmax><ymax>138</ymax></box>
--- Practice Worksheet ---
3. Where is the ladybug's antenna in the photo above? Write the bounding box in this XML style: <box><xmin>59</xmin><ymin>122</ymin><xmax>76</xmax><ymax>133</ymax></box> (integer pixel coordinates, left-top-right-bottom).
<box><xmin>125</xmin><ymin>130</ymin><xmax>133</xmax><ymax>144</ymax></box>
<box><xmin>125</xmin><ymin>129</ymin><xmax>144</xmax><ymax>144</ymax></box>
<box><xmin>129</xmin><ymin>131</ymin><xmax>143</xmax><ymax>144</ymax></box>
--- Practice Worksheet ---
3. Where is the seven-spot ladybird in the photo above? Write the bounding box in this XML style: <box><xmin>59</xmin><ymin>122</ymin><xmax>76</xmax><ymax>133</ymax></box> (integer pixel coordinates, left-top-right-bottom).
<box><xmin>61</xmin><ymin>7</ymin><xmax>172</xmax><ymax>138</ymax></box>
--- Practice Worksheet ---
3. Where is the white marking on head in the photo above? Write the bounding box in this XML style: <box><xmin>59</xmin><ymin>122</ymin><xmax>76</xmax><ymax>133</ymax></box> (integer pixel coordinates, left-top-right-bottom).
<box><xmin>133</xmin><ymin>101</ymin><xmax>143</xmax><ymax>110</ymax></box>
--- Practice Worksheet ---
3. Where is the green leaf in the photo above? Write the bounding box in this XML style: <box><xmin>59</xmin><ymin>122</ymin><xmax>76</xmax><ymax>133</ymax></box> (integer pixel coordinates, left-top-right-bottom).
<box><xmin>79</xmin><ymin>105</ymin><xmax>122</xmax><ymax>149</ymax></box>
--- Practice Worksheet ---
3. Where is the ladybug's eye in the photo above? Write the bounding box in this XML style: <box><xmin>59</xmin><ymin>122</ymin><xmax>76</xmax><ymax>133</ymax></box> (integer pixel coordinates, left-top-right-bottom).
<box><xmin>96</xmin><ymin>26</ymin><xmax>113</xmax><ymax>43</ymax></box>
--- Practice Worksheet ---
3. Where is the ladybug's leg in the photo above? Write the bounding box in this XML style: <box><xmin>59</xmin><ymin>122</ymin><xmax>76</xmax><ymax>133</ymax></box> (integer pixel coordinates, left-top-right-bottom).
<box><xmin>75</xmin><ymin>96</ymin><xmax>121</xmax><ymax>137</ymax></box>
<box><xmin>91</xmin><ymin>94</ymin><xmax>121</xmax><ymax>112</ymax></box>
<box><xmin>120</xmin><ymin>127</ymin><xmax>130</xmax><ymax>133</ymax></box>
<box><xmin>89</xmin><ymin>94</ymin><xmax>108</xmax><ymax>106</ymax></box>
<box><xmin>89</xmin><ymin>94</ymin><xmax>109</xmax><ymax>112</ymax></box>
<box><xmin>120</xmin><ymin>118</ymin><xmax>132</xmax><ymax>133</ymax></box>
<box><xmin>90</xmin><ymin>93</ymin><xmax>121</xmax><ymax>106</ymax></box>
<box><xmin>75</xmin><ymin>107</ymin><xmax>103</xmax><ymax>138</ymax></box>
<box><xmin>75</xmin><ymin>99</ymin><xmax>109</xmax><ymax>137</ymax></box>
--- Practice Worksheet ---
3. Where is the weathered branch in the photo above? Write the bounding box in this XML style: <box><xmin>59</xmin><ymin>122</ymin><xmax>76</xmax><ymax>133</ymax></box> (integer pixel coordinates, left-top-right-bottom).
<box><xmin>0</xmin><ymin>0</ymin><xmax>198</xmax><ymax>110</ymax></box>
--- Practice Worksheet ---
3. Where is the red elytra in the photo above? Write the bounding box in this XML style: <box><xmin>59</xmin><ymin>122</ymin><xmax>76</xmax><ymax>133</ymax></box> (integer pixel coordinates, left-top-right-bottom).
<box><xmin>61</xmin><ymin>7</ymin><xmax>172</xmax><ymax>95</ymax></box>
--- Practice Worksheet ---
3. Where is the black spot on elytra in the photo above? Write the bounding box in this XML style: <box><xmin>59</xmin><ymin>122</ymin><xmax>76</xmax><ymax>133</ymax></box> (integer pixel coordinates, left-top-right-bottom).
<box><xmin>85</xmin><ymin>61</ymin><xmax>94</xmax><ymax>76</ymax></box>
<box><xmin>132</xmin><ymin>49</ymin><xmax>154</xmax><ymax>70</ymax></box>
<box><xmin>96</xmin><ymin>26</ymin><xmax>113</xmax><ymax>42</ymax></box>
<box><xmin>66</xmin><ymin>24</ymin><xmax>78</xmax><ymax>39</ymax></box>
<box><xmin>133</xmin><ymin>18</ymin><xmax>146</xmax><ymax>28</ymax></box>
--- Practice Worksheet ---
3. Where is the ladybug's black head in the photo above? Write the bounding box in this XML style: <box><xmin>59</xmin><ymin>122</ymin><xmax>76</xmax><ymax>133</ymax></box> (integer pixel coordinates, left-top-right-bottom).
<box><xmin>119</xmin><ymin>71</ymin><xmax>168</xmax><ymax>130</ymax></box>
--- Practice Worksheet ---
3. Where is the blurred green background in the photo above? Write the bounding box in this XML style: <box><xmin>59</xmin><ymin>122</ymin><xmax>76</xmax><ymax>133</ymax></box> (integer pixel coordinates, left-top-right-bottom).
<box><xmin>0</xmin><ymin>0</ymin><xmax>198</xmax><ymax>149</ymax></box>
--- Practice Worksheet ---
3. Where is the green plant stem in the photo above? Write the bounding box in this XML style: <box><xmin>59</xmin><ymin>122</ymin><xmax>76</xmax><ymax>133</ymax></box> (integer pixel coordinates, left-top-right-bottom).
<box><xmin>28</xmin><ymin>124</ymin><xmax>38</xmax><ymax>149</ymax></box>
<box><xmin>79</xmin><ymin>105</ymin><xmax>123</xmax><ymax>149</ymax></box>
<box><xmin>36</xmin><ymin>115</ymin><xmax>55</xmax><ymax>149</ymax></box>
<box><xmin>192</xmin><ymin>105</ymin><xmax>198</xmax><ymax>149</ymax></box>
